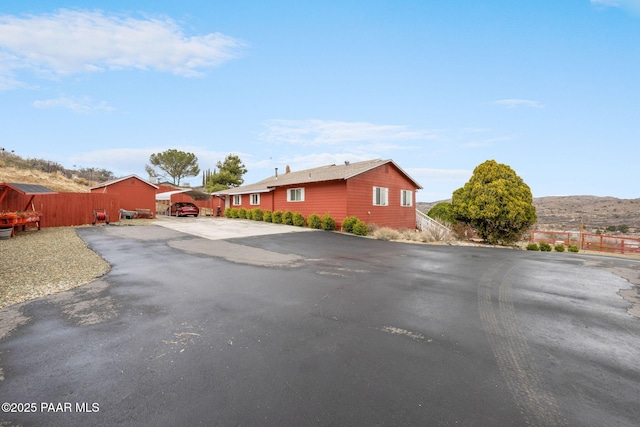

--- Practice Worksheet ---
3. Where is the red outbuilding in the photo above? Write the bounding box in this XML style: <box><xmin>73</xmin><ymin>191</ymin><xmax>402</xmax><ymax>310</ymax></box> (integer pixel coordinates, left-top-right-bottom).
<box><xmin>90</xmin><ymin>174</ymin><xmax>158</xmax><ymax>217</ymax></box>
<box><xmin>216</xmin><ymin>159</ymin><xmax>423</xmax><ymax>230</ymax></box>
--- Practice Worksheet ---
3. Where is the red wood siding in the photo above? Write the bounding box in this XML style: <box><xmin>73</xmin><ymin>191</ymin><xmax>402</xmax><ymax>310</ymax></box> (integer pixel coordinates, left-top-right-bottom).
<box><xmin>91</xmin><ymin>177</ymin><xmax>156</xmax><ymax>216</ymax></box>
<box><xmin>229</xmin><ymin>192</ymin><xmax>275</xmax><ymax>212</ymax></box>
<box><xmin>221</xmin><ymin>162</ymin><xmax>419</xmax><ymax>229</ymax></box>
<box><xmin>346</xmin><ymin>164</ymin><xmax>418</xmax><ymax>229</ymax></box>
<box><xmin>272</xmin><ymin>181</ymin><xmax>348</xmax><ymax>224</ymax></box>
<box><xmin>1</xmin><ymin>192</ymin><xmax>120</xmax><ymax>227</ymax></box>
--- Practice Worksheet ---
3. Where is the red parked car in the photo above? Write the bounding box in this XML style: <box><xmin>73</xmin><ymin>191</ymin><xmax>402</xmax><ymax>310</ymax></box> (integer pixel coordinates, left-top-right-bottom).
<box><xmin>169</xmin><ymin>202</ymin><xmax>200</xmax><ymax>217</ymax></box>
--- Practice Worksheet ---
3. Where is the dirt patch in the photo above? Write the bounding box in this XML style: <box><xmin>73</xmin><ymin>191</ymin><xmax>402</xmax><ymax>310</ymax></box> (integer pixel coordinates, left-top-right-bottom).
<box><xmin>619</xmin><ymin>288</ymin><xmax>640</xmax><ymax>318</ymax></box>
<box><xmin>0</xmin><ymin>304</ymin><xmax>31</xmax><ymax>341</ymax></box>
<box><xmin>48</xmin><ymin>280</ymin><xmax>120</xmax><ymax>326</ymax></box>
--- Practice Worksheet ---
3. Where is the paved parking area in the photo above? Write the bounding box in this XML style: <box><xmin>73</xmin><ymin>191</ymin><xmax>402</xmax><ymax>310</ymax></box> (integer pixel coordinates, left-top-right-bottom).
<box><xmin>1</xmin><ymin>224</ymin><xmax>639</xmax><ymax>426</ymax></box>
<box><xmin>154</xmin><ymin>216</ymin><xmax>314</xmax><ymax>240</ymax></box>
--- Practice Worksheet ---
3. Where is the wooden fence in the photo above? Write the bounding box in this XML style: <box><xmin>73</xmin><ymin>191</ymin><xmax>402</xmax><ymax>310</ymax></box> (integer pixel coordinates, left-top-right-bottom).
<box><xmin>1</xmin><ymin>192</ymin><xmax>120</xmax><ymax>227</ymax></box>
<box><xmin>530</xmin><ymin>230</ymin><xmax>640</xmax><ymax>255</ymax></box>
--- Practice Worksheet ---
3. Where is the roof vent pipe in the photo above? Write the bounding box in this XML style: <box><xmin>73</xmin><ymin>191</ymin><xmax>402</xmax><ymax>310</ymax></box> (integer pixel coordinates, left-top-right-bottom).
<box><xmin>275</xmin><ymin>167</ymin><xmax>278</xmax><ymax>179</ymax></box>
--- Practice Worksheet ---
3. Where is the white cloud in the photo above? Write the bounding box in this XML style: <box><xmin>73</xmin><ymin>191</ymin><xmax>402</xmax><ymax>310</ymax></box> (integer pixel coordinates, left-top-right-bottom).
<box><xmin>261</xmin><ymin>119</ymin><xmax>440</xmax><ymax>146</ymax></box>
<box><xmin>494</xmin><ymin>99</ymin><xmax>545</xmax><ymax>109</ymax></box>
<box><xmin>33</xmin><ymin>96</ymin><xmax>115</xmax><ymax>113</ymax></box>
<box><xmin>0</xmin><ymin>9</ymin><xmax>244</xmax><ymax>87</ymax></box>
<box><xmin>591</xmin><ymin>0</ymin><xmax>621</xmax><ymax>6</ymax></box>
<box><xmin>591</xmin><ymin>0</ymin><xmax>640</xmax><ymax>13</ymax></box>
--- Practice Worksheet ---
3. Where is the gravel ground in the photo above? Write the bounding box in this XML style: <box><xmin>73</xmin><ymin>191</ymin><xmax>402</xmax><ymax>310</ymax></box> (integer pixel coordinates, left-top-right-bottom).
<box><xmin>0</xmin><ymin>221</ymin><xmax>154</xmax><ymax>309</ymax></box>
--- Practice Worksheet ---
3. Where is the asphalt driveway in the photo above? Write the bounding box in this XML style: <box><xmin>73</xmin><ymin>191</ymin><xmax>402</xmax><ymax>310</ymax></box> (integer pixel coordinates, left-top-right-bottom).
<box><xmin>1</xmin><ymin>220</ymin><xmax>639</xmax><ymax>426</ymax></box>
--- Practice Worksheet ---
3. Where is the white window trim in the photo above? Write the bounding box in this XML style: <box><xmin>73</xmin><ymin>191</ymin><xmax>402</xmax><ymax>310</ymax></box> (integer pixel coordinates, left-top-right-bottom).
<box><xmin>287</xmin><ymin>187</ymin><xmax>305</xmax><ymax>202</ymax></box>
<box><xmin>400</xmin><ymin>190</ymin><xmax>413</xmax><ymax>207</ymax></box>
<box><xmin>373</xmin><ymin>187</ymin><xmax>389</xmax><ymax>206</ymax></box>
<box><xmin>250</xmin><ymin>193</ymin><xmax>260</xmax><ymax>205</ymax></box>
<box><xmin>232</xmin><ymin>195</ymin><xmax>242</xmax><ymax>206</ymax></box>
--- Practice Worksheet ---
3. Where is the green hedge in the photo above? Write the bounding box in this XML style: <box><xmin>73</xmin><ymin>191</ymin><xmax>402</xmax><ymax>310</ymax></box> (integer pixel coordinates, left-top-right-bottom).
<box><xmin>321</xmin><ymin>213</ymin><xmax>336</xmax><ymax>231</ymax></box>
<box><xmin>252</xmin><ymin>208</ymin><xmax>264</xmax><ymax>221</ymax></box>
<box><xmin>282</xmin><ymin>210</ymin><xmax>293</xmax><ymax>225</ymax></box>
<box><xmin>341</xmin><ymin>216</ymin><xmax>358</xmax><ymax>233</ymax></box>
<box><xmin>352</xmin><ymin>220</ymin><xmax>368</xmax><ymax>236</ymax></box>
<box><xmin>293</xmin><ymin>212</ymin><xmax>305</xmax><ymax>227</ymax></box>
<box><xmin>308</xmin><ymin>214</ymin><xmax>322</xmax><ymax>229</ymax></box>
<box><xmin>539</xmin><ymin>242</ymin><xmax>552</xmax><ymax>252</ymax></box>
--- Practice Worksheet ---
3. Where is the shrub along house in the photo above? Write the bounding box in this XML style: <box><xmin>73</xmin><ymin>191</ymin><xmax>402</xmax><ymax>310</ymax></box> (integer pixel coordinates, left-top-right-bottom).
<box><xmin>215</xmin><ymin>159</ymin><xmax>423</xmax><ymax>230</ymax></box>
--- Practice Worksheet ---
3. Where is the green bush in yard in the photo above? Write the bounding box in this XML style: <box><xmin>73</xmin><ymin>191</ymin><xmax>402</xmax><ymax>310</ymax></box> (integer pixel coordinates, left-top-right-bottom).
<box><xmin>245</xmin><ymin>208</ymin><xmax>253</xmax><ymax>219</ymax></box>
<box><xmin>263</xmin><ymin>210</ymin><xmax>272</xmax><ymax>222</ymax></box>
<box><xmin>555</xmin><ymin>243</ymin><xmax>565</xmax><ymax>252</ymax></box>
<box><xmin>352</xmin><ymin>220</ymin><xmax>368</xmax><ymax>236</ymax></box>
<box><xmin>238</xmin><ymin>207</ymin><xmax>247</xmax><ymax>219</ymax></box>
<box><xmin>568</xmin><ymin>244</ymin><xmax>579</xmax><ymax>253</ymax></box>
<box><xmin>282</xmin><ymin>210</ymin><xmax>294</xmax><ymax>225</ymax></box>
<box><xmin>252</xmin><ymin>208</ymin><xmax>263</xmax><ymax>221</ymax></box>
<box><xmin>526</xmin><ymin>243</ymin><xmax>539</xmax><ymax>251</ymax></box>
<box><xmin>228</xmin><ymin>208</ymin><xmax>239</xmax><ymax>218</ymax></box>
<box><xmin>308</xmin><ymin>213</ymin><xmax>322</xmax><ymax>229</ymax></box>
<box><xmin>224</xmin><ymin>208</ymin><xmax>232</xmax><ymax>218</ymax></box>
<box><xmin>539</xmin><ymin>242</ymin><xmax>552</xmax><ymax>252</ymax></box>
<box><xmin>341</xmin><ymin>216</ymin><xmax>358</xmax><ymax>233</ymax></box>
<box><xmin>321</xmin><ymin>213</ymin><xmax>336</xmax><ymax>231</ymax></box>
<box><xmin>272</xmin><ymin>210</ymin><xmax>283</xmax><ymax>224</ymax></box>
<box><xmin>292</xmin><ymin>212</ymin><xmax>305</xmax><ymax>227</ymax></box>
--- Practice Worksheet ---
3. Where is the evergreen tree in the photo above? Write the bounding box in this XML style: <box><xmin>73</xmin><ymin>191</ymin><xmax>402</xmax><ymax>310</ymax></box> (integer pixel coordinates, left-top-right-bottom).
<box><xmin>146</xmin><ymin>149</ymin><xmax>200</xmax><ymax>185</ymax></box>
<box><xmin>205</xmin><ymin>154</ymin><xmax>247</xmax><ymax>192</ymax></box>
<box><xmin>452</xmin><ymin>160</ymin><xmax>537</xmax><ymax>245</ymax></box>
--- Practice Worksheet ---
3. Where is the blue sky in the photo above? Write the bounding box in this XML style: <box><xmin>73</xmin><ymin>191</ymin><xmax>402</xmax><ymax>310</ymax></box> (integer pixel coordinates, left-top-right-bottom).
<box><xmin>1</xmin><ymin>1</ymin><xmax>638</xmax><ymax>201</ymax></box>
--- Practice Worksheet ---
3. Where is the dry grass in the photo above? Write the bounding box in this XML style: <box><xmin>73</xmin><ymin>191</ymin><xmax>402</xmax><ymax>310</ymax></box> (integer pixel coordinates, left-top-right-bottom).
<box><xmin>372</xmin><ymin>226</ymin><xmax>453</xmax><ymax>243</ymax></box>
<box><xmin>0</xmin><ymin>165</ymin><xmax>96</xmax><ymax>192</ymax></box>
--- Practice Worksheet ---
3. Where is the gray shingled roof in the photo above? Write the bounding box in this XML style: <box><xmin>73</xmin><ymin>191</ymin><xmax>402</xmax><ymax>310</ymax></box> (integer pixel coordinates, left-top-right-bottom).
<box><xmin>217</xmin><ymin>159</ymin><xmax>422</xmax><ymax>195</ymax></box>
<box><xmin>2</xmin><ymin>183</ymin><xmax>56</xmax><ymax>194</ymax></box>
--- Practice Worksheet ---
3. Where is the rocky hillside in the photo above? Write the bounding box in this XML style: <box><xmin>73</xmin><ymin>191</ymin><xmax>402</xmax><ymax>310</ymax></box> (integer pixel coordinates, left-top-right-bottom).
<box><xmin>418</xmin><ymin>196</ymin><xmax>640</xmax><ymax>233</ymax></box>
<box><xmin>0</xmin><ymin>165</ymin><xmax>96</xmax><ymax>192</ymax></box>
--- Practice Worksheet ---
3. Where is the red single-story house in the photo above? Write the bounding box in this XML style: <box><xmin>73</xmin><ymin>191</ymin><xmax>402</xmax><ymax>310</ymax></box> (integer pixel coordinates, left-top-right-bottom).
<box><xmin>216</xmin><ymin>159</ymin><xmax>423</xmax><ymax>230</ymax></box>
<box><xmin>90</xmin><ymin>174</ymin><xmax>159</xmax><ymax>217</ymax></box>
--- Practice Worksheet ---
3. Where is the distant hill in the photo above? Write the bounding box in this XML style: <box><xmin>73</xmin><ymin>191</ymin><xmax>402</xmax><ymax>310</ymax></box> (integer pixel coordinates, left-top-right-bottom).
<box><xmin>418</xmin><ymin>196</ymin><xmax>640</xmax><ymax>233</ymax></box>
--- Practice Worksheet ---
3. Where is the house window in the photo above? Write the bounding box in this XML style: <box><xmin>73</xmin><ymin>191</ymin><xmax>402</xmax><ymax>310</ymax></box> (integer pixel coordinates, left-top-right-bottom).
<box><xmin>401</xmin><ymin>190</ymin><xmax>413</xmax><ymax>207</ymax></box>
<box><xmin>232</xmin><ymin>195</ymin><xmax>242</xmax><ymax>206</ymax></box>
<box><xmin>250</xmin><ymin>193</ymin><xmax>260</xmax><ymax>205</ymax></box>
<box><xmin>373</xmin><ymin>187</ymin><xmax>388</xmax><ymax>206</ymax></box>
<box><xmin>287</xmin><ymin>188</ymin><xmax>305</xmax><ymax>202</ymax></box>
